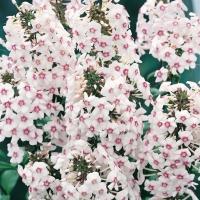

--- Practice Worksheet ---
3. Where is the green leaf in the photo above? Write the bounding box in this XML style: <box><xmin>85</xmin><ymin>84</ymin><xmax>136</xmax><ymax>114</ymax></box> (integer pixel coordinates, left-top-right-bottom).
<box><xmin>143</xmin><ymin>121</ymin><xmax>150</xmax><ymax>134</ymax></box>
<box><xmin>150</xmin><ymin>88</ymin><xmax>160</xmax><ymax>100</ymax></box>
<box><xmin>0</xmin><ymin>162</ymin><xmax>16</xmax><ymax>171</ymax></box>
<box><xmin>0</xmin><ymin>150</ymin><xmax>8</xmax><ymax>161</ymax></box>
<box><xmin>22</xmin><ymin>151</ymin><xmax>29</xmax><ymax>165</ymax></box>
<box><xmin>0</xmin><ymin>170</ymin><xmax>19</xmax><ymax>194</ymax></box>
<box><xmin>0</xmin><ymin>195</ymin><xmax>10</xmax><ymax>200</ymax></box>
<box><xmin>147</xmin><ymin>71</ymin><xmax>156</xmax><ymax>81</ymax></box>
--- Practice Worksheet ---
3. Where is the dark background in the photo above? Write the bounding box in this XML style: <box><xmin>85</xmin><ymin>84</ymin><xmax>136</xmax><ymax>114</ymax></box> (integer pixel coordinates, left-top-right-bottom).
<box><xmin>0</xmin><ymin>0</ymin><xmax>198</xmax><ymax>200</ymax></box>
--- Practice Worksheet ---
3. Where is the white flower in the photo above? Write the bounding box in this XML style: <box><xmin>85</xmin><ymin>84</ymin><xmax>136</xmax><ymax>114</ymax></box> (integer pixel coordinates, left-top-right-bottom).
<box><xmin>0</xmin><ymin>83</ymin><xmax>14</xmax><ymax>102</ymax></box>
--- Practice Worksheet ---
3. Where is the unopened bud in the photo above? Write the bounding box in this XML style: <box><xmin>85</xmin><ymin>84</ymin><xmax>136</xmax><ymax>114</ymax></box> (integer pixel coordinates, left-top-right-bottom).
<box><xmin>12</xmin><ymin>0</ymin><xmax>17</xmax><ymax>4</ymax></box>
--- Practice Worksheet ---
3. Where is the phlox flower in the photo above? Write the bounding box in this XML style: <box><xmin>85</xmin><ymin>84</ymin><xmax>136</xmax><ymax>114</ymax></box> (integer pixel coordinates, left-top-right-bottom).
<box><xmin>0</xmin><ymin>83</ymin><xmax>14</xmax><ymax>102</ymax></box>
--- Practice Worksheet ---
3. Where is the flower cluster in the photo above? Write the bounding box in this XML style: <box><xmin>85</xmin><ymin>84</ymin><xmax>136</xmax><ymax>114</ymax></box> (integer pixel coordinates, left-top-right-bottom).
<box><xmin>138</xmin><ymin>81</ymin><xmax>200</xmax><ymax>199</ymax></box>
<box><xmin>1</xmin><ymin>0</ymin><xmax>200</xmax><ymax>200</ymax></box>
<box><xmin>136</xmin><ymin>0</ymin><xmax>200</xmax><ymax>80</ymax></box>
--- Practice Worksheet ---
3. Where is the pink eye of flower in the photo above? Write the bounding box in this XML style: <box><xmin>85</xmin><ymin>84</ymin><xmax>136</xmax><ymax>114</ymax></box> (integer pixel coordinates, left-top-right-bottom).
<box><xmin>157</xmin><ymin>71</ymin><xmax>162</xmax><ymax>77</ymax></box>
<box><xmin>49</xmin><ymin>87</ymin><xmax>55</xmax><ymax>93</ymax></box>
<box><xmin>174</xmin><ymin>34</ymin><xmax>179</xmax><ymax>39</ymax></box>
<box><xmin>4</xmin><ymin>102</ymin><xmax>11</xmax><ymax>108</ymax></box>
<box><xmin>46</xmin><ymin>18</ymin><xmax>50</xmax><ymax>23</ymax></box>
<box><xmin>180</xmin><ymin>116</ymin><xmax>186</xmax><ymax>121</ymax></box>
<box><xmin>50</xmin><ymin>28</ymin><xmax>54</xmax><ymax>33</ymax></box>
<box><xmin>56</xmin><ymin>186</ymin><xmax>62</xmax><ymax>191</ymax></box>
<box><xmin>39</xmin><ymin>73</ymin><xmax>46</xmax><ymax>79</ymax></box>
<box><xmin>177</xmin><ymin>174</ymin><xmax>183</xmax><ymax>179</ymax></box>
<box><xmin>118</xmin><ymin>160</ymin><xmax>124</xmax><ymax>166</ymax></box>
<box><xmin>148</xmin><ymin>185</ymin><xmax>154</xmax><ymax>190</ymax></box>
<box><xmin>163</xmin><ymin>192</ymin><xmax>168</xmax><ymax>196</ymax></box>
<box><xmin>6</xmin><ymin>118</ymin><xmax>12</xmax><ymax>124</ymax></box>
<box><xmin>79</xmin><ymin>43</ymin><xmax>85</xmax><ymax>49</ymax></box>
<box><xmin>154</xmin><ymin>160</ymin><xmax>159</xmax><ymax>165</ymax></box>
<box><xmin>97</xmin><ymin>118</ymin><xmax>103</xmax><ymax>123</ymax></box>
<box><xmin>36</xmin><ymin>168</ymin><xmax>42</xmax><ymax>173</ymax></box>
<box><xmin>60</xmin><ymin>50</ymin><xmax>65</xmax><ymax>55</ymax></box>
<box><xmin>100</xmin><ymin>42</ymin><xmax>107</xmax><ymax>47</ymax></box>
<box><xmin>115</xmin><ymin>138</ymin><xmax>122</xmax><ymax>144</ymax></box>
<box><xmin>76</xmin><ymin>134</ymin><xmax>81</xmax><ymax>140</ymax></box>
<box><xmin>181</xmin><ymin>152</ymin><xmax>187</xmax><ymax>157</ymax></box>
<box><xmin>36</xmin><ymin>93</ymin><xmax>42</xmax><ymax>99</ymax></box>
<box><xmin>173</xmin><ymin>21</ymin><xmax>178</xmax><ymax>26</ymax></box>
<box><xmin>123</xmin><ymin>69</ymin><xmax>128</xmax><ymax>75</ymax></box>
<box><xmin>12</xmin><ymin>45</ymin><xmax>17</xmax><ymax>51</ymax></box>
<box><xmin>79</xmin><ymin>116</ymin><xmax>85</xmax><ymax>122</ymax></box>
<box><xmin>109</xmin><ymin>88</ymin><xmax>114</xmax><ymax>93</ymax></box>
<box><xmin>153</xmin><ymin>135</ymin><xmax>158</xmax><ymax>141</ymax></box>
<box><xmin>23</xmin><ymin>128</ymin><xmax>30</xmax><ymax>135</ymax></box>
<box><xmin>165</xmin><ymin>52</ymin><xmax>170</xmax><ymax>57</ymax></box>
<box><xmin>170</xmin><ymin>163</ymin><xmax>176</xmax><ymax>169</ymax></box>
<box><xmin>107</xmin><ymin>128</ymin><xmax>113</xmax><ymax>134</ymax></box>
<box><xmin>191</xmin><ymin>124</ymin><xmax>196</xmax><ymax>128</ymax></box>
<box><xmin>24</xmin><ymin>85</ymin><xmax>30</xmax><ymax>91</ymax></box>
<box><xmin>82</xmin><ymin>192</ymin><xmax>87</xmax><ymax>196</ymax></box>
<box><xmin>122</xmin><ymin>23</ymin><xmax>127</xmax><ymax>28</ymax></box>
<box><xmin>174</xmin><ymin>63</ymin><xmax>180</xmax><ymax>68</ymax></box>
<box><xmin>162</xmin><ymin>182</ymin><xmax>167</xmax><ymax>187</ymax></box>
<box><xmin>160</xmin><ymin>5</ymin><xmax>165</xmax><ymax>11</ymax></box>
<box><xmin>188</xmin><ymin>48</ymin><xmax>193</xmax><ymax>54</ymax></box>
<box><xmin>176</xmin><ymin>186</ymin><xmax>181</xmax><ymax>191</ymax></box>
<box><xmin>92</xmin><ymin>179</ymin><xmax>97</xmax><ymax>184</ymax></box>
<box><xmin>18</xmin><ymin>100</ymin><xmax>25</xmax><ymax>106</ymax></box>
<box><xmin>103</xmin><ymin>52</ymin><xmax>109</xmax><ymax>57</ymax></box>
<box><xmin>163</xmin><ymin>152</ymin><xmax>168</xmax><ymax>158</ymax></box>
<box><xmin>157</xmin><ymin>122</ymin><xmax>162</xmax><ymax>127</ymax></box>
<box><xmin>13</xmin><ymin>152</ymin><xmax>18</xmax><ymax>158</ymax></box>
<box><xmin>163</xmin><ymin>172</ymin><xmax>169</xmax><ymax>178</ymax></box>
<box><xmin>12</xmin><ymin>129</ymin><xmax>17</xmax><ymax>135</ymax></box>
<box><xmin>63</xmin><ymin>64</ymin><xmax>69</xmax><ymax>70</ymax></box>
<box><xmin>20</xmin><ymin>57</ymin><xmax>25</xmax><ymax>62</ymax></box>
<box><xmin>91</xmin><ymin>37</ymin><xmax>98</xmax><ymax>43</ymax></box>
<box><xmin>47</xmin><ymin>56</ymin><xmax>54</xmax><ymax>62</ymax></box>
<box><xmin>52</xmin><ymin>74</ymin><xmax>57</xmax><ymax>79</ymax></box>
<box><xmin>114</xmin><ymin>177</ymin><xmax>118</xmax><ymax>183</ymax></box>
<box><xmin>34</xmin><ymin>106</ymin><xmax>40</xmax><ymax>112</ymax></box>
<box><xmin>22</xmin><ymin>174</ymin><xmax>26</xmax><ymax>179</ymax></box>
<box><xmin>165</xmin><ymin>122</ymin><xmax>170</xmax><ymax>128</ymax></box>
<box><xmin>51</xmin><ymin>126</ymin><xmax>57</xmax><ymax>132</ymax></box>
<box><xmin>143</xmin><ymin>82</ymin><xmax>147</xmax><ymax>88</ymax></box>
<box><xmin>157</xmin><ymin>30</ymin><xmax>164</xmax><ymax>36</ymax></box>
<box><xmin>21</xmin><ymin>116</ymin><xmax>28</xmax><ymax>122</ymax></box>
<box><xmin>99</xmin><ymin>189</ymin><xmax>104</xmax><ymax>194</ymax></box>
<box><xmin>182</xmin><ymin>137</ymin><xmax>188</xmax><ymax>142</ymax></box>
<box><xmin>115</xmin><ymin>13</ymin><xmax>121</xmax><ymax>19</ymax></box>
<box><xmin>36</xmin><ymin>24</ymin><xmax>41</xmax><ymax>29</ymax></box>
<box><xmin>166</xmin><ymin>144</ymin><xmax>172</xmax><ymax>149</ymax></box>
<box><xmin>20</xmin><ymin>44</ymin><xmax>25</xmax><ymax>49</ymax></box>
<box><xmin>89</xmin><ymin>28</ymin><xmax>96</xmax><ymax>33</ymax></box>
<box><xmin>98</xmin><ymin>104</ymin><xmax>104</xmax><ymax>110</ymax></box>
<box><xmin>44</xmin><ymin>181</ymin><xmax>50</xmax><ymax>186</ymax></box>
<box><xmin>186</xmin><ymin>23</ymin><xmax>191</xmax><ymax>28</ymax></box>
<box><xmin>129</xmin><ymin>139</ymin><xmax>134</xmax><ymax>144</ymax></box>
<box><xmin>38</xmin><ymin>40</ymin><xmax>44</xmax><ymax>46</ymax></box>
<box><xmin>114</xmin><ymin>99</ymin><xmax>120</xmax><ymax>105</ymax></box>
<box><xmin>115</xmin><ymin>66</ymin><xmax>120</xmax><ymax>71</ymax></box>
<box><xmin>89</xmin><ymin>126</ymin><xmax>95</xmax><ymax>132</ymax></box>
<box><xmin>144</xmin><ymin>139</ymin><xmax>151</xmax><ymax>148</ymax></box>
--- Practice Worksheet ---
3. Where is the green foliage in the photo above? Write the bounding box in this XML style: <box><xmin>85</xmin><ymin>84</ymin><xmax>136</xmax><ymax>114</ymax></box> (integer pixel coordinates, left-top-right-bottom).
<box><xmin>0</xmin><ymin>195</ymin><xmax>10</xmax><ymax>200</ymax></box>
<box><xmin>0</xmin><ymin>170</ymin><xmax>19</xmax><ymax>194</ymax></box>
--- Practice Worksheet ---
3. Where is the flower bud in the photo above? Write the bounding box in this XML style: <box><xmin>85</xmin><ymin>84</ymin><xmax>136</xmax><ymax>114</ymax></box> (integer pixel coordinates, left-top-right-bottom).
<box><xmin>11</xmin><ymin>0</ymin><xmax>17</xmax><ymax>4</ymax></box>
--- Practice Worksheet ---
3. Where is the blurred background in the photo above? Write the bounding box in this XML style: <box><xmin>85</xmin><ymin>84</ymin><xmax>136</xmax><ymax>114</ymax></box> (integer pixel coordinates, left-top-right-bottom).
<box><xmin>0</xmin><ymin>0</ymin><xmax>199</xmax><ymax>200</ymax></box>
